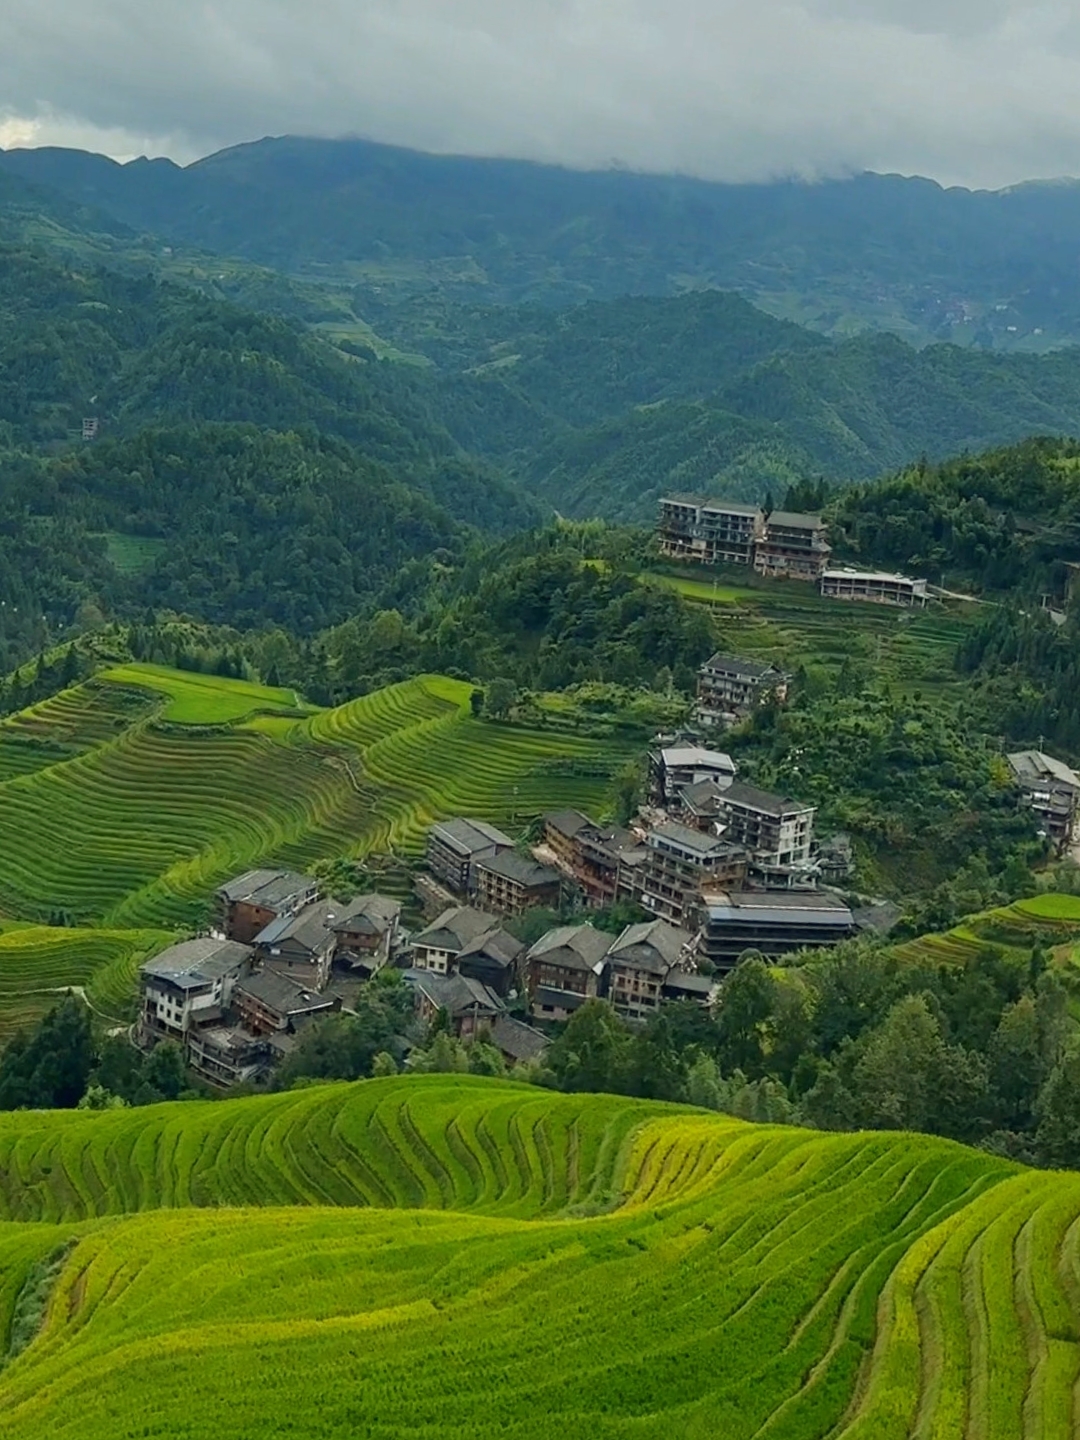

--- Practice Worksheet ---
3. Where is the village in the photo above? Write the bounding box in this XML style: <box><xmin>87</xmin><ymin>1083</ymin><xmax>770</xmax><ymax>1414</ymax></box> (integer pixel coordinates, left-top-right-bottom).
<box><xmin>135</xmin><ymin>495</ymin><xmax>1080</xmax><ymax>1092</ymax></box>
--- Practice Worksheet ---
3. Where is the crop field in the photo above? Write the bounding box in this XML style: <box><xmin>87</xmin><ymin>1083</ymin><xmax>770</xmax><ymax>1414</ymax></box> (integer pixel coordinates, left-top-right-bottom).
<box><xmin>0</xmin><ymin>928</ymin><xmax>173</xmax><ymax>1036</ymax></box>
<box><xmin>651</xmin><ymin>565</ymin><xmax>977</xmax><ymax>692</ymax></box>
<box><xmin>892</xmin><ymin>893</ymin><xmax>1080</xmax><ymax>974</ymax></box>
<box><xmin>0</xmin><ymin>1075</ymin><xmax>1075</xmax><ymax>1438</ymax></box>
<box><xmin>0</xmin><ymin>668</ymin><xmax>634</xmax><ymax>930</ymax></box>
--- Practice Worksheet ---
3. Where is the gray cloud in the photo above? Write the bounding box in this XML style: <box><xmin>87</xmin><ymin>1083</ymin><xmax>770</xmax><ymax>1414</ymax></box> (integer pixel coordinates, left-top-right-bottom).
<box><xmin>2</xmin><ymin>1</ymin><xmax>1080</xmax><ymax>185</ymax></box>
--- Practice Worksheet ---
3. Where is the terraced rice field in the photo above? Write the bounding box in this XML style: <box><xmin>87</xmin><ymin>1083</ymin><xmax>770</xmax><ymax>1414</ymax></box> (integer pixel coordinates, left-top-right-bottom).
<box><xmin>0</xmin><ymin>928</ymin><xmax>172</xmax><ymax>1036</ymax></box>
<box><xmin>0</xmin><ymin>668</ymin><xmax>634</xmax><ymax>930</ymax></box>
<box><xmin>893</xmin><ymin>894</ymin><xmax>1080</xmax><ymax>972</ymax></box>
<box><xmin>0</xmin><ymin>1075</ymin><xmax>1073</xmax><ymax>1438</ymax></box>
<box><xmin>652</xmin><ymin>567</ymin><xmax>976</xmax><ymax>693</ymax></box>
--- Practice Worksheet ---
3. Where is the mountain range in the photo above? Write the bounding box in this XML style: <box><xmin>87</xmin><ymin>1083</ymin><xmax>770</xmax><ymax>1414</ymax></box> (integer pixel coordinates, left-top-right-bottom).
<box><xmin>8</xmin><ymin>135</ymin><xmax>1080</xmax><ymax>347</ymax></box>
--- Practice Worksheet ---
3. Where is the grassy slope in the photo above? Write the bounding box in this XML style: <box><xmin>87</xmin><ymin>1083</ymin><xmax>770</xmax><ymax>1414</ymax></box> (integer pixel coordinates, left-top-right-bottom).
<box><xmin>0</xmin><ymin>666</ymin><xmax>635</xmax><ymax>934</ymax></box>
<box><xmin>0</xmin><ymin>1075</ymin><xmax>1075</xmax><ymax>1437</ymax></box>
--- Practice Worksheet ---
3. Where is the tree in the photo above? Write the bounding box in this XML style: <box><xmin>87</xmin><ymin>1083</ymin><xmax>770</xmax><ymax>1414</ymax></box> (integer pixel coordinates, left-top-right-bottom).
<box><xmin>548</xmin><ymin>1000</ymin><xmax>630</xmax><ymax>1094</ymax></box>
<box><xmin>0</xmin><ymin>998</ymin><xmax>94</xmax><ymax>1110</ymax></box>
<box><xmin>469</xmin><ymin>688</ymin><xmax>485</xmax><ymax>718</ymax></box>
<box><xmin>1035</xmin><ymin>1044</ymin><xmax>1080</xmax><ymax>1169</ymax></box>
<box><xmin>484</xmin><ymin>677</ymin><xmax>518</xmax><ymax>720</ymax></box>
<box><xmin>139</xmin><ymin>1042</ymin><xmax>187</xmax><ymax>1102</ymax></box>
<box><xmin>714</xmin><ymin>958</ymin><xmax>775</xmax><ymax>1079</ymax></box>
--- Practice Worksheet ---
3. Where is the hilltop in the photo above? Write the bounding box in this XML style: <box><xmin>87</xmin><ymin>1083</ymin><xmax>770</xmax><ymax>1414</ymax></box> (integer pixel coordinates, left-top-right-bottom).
<box><xmin>0</xmin><ymin>1074</ymin><xmax>1074</xmax><ymax>1437</ymax></box>
<box><xmin>9</xmin><ymin>137</ymin><xmax>1080</xmax><ymax>348</ymax></box>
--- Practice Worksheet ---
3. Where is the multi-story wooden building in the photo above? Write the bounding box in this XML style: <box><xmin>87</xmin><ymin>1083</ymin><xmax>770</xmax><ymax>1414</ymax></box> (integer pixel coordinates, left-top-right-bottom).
<box><xmin>329</xmin><ymin>894</ymin><xmax>401</xmax><ymax>979</ymax></box>
<box><xmin>641</xmin><ymin>821</ymin><xmax>748</xmax><ymax>927</ymax></box>
<box><xmin>753</xmin><ymin>512</ymin><xmax>831</xmax><ymax>580</ymax></box>
<box><xmin>526</xmin><ymin>923</ymin><xmax>612</xmax><ymax>1022</ymax></box>
<box><xmin>542</xmin><ymin>810</ymin><xmax>648</xmax><ymax>908</ymax></box>
<box><xmin>606</xmin><ymin>919</ymin><xmax>696</xmax><ymax>1023</ymax></box>
<box><xmin>696</xmin><ymin>653</ymin><xmax>790</xmax><ymax>727</ymax></box>
<box><xmin>216</xmin><ymin>869</ymin><xmax>319</xmax><ymax>944</ymax></box>
<box><xmin>657</xmin><ymin>495</ymin><xmax>764</xmax><ymax>566</ymax></box>
<box><xmin>473</xmin><ymin>851</ymin><xmax>562</xmax><ymax>919</ymax></box>
<box><xmin>425</xmin><ymin>818</ymin><xmax>514</xmax><ymax>897</ymax></box>
<box><xmin>699</xmin><ymin>891</ymin><xmax>856</xmax><ymax>968</ymax></box>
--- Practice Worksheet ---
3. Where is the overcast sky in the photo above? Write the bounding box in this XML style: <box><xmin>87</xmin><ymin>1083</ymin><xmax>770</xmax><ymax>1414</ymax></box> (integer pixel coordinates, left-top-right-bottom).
<box><xmin>2</xmin><ymin>1</ymin><xmax>1080</xmax><ymax>187</ymax></box>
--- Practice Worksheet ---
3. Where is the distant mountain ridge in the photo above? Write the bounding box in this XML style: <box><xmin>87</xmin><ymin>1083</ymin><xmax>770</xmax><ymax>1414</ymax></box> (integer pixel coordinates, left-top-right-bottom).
<box><xmin>6</xmin><ymin>135</ymin><xmax>1080</xmax><ymax>344</ymax></box>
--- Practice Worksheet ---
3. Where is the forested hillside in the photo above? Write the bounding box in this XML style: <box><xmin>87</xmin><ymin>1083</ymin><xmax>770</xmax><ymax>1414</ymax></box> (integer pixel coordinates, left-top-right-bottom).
<box><xmin>11</xmin><ymin>136</ymin><xmax>1080</xmax><ymax>347</ymax></box>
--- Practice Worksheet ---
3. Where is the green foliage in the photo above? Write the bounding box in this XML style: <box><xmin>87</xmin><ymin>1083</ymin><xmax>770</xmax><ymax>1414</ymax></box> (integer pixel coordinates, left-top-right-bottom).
<box><xmin>0</xmin><ymin>998</ymin><xmax>92</xmax><ymax>1110</ymax></box>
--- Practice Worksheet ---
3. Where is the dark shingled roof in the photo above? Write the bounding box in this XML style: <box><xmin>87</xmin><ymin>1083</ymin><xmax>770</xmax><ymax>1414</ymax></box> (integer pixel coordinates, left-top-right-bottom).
<box><xmin>456</xmin><ymin>928</ymin><xmax>525</xmax><ymax>970</ymax></box>
<box><xmin>254</xmin><ymin>900</ymin><xmax>338</xmax><ymax>953</ymax></box>
<box><xmin>702</xmin><ymin>654</ymin><xmax>779</xmax><ymax>680</ymax></box>
<box><xmin>331</xmin><ymin>893</ymin><xmax>401</xmax><ymax>936</ymax></box>
<box><xmin>429</xmin><ymin>817</ymin><xmax>514</xmax><ymax>857</ymax></box>
<box><xmin>766</xmin><ymin>511</ymin><xmax>825</xmax><ymax>530</ymax></box>
<box><xmin>527</xmin><ymin>924</ymin><xmax>611</xmax><ymax>973</ymax></box>
<box><xmin>720</xmin><ymin>781</ymin><xmax>813</xmax><ymax>818</ymax></box>
<box><xmin>490</xmin><ymin>1015</ymin><xmax>550</xmax><ymax>1065</ymax></box>
<box><xmin>476</xmin><ymin>851</ymin><xmax>561</xmax><ymax>888</ymax></box>
<box><xmin>142</xmin><ymin>938</ymin><xmax>253</xmax><ymax>989</ymax></box>
<box><xmin>235</xmin><ymin>968</ymin><xmax>336</xmax><ymax>1018</ymax></box>
<box><xmin>216</xmin><ymin>869</ymin><xmax>317</xmax><ymax>909</ymax></box>
<box><xmin>608</xmin><ymin>919</ymin><xmax>693</xmax><ymax>974</ymax></box>
<box><xmin>401</xmin><ymin>969</ymin><xmax>504</xmax><ymax>1018</ymax></box>
<box><xmin>544</xmin><ymin>809</ymin><xmax>592</xmax><ymax>840</ymax></box>
<box><xmin>414</xmin><ymin>906</ymin><xmax>498</xmax><ymax>953</ymax></box>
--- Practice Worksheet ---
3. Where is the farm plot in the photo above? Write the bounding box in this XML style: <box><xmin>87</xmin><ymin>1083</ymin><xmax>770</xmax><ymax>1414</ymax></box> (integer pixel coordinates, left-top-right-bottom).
<box><xmin>0</xmin><ymin>671</ymin><xmax>632</xmax><ymax>929</ymax></box>
<box><xmin>0</xmin><ymin>1077</ymin><xmax>1076</xmax><ymax>1439</ymax></box>
<box><xmin>0</xmin><ymin>927</ymin><xmax>172</xmax><ymax>1036</ymax></box>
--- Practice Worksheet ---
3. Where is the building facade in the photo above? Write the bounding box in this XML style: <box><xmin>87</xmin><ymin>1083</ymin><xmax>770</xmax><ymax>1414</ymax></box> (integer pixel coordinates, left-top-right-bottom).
<box><xmin>425</xmin><ymin>818</ymin><xmax>514</xmax><ymax>896</ymax></box>
<box><xmin>648</xmin><ymin>744</ymin><xmax>738</xmax><ymax>806</ymax></box>
<box><xmin>606</xmin><ymin>919</ymin><xmax>695</xmax><ymax>1023</ymax></box>
<box><xmin>526</xmin><ymin>923</ymin><xmax>612</xmax><ymax>1021</ymax></box>
<box><xmin>820</xmin><ymin>568</ymin><xmax>928</xmax><ymax>607</ymax></box>
<box><xmin>542</xmin><ymin>810</ymin><xmax>647</xmax><ymax>908</ymax></box>
<box><xmin>753</xmin><ymin>512</ymin><xmax>831</xmax><ymax>580</ymax></box>
<box><xmin>715</xmin><ymin>781</ymin><xmax>816</xmax><ymax>886</ymax></box>
<box><xmin>1007</xmin><ymin>750</ymin><xmax>1080</xmax><ymax>852</ymax></box>
<box><xmin>139</xmin><ymin>938</ymin><xmax>253</xmax><ymax>1045</ymax></box>
<box><xmin>641</xmin><ymin>821</ymin><xmax>749</xmax><ymax>927</ymax></box>
<box><xmin>700</xmin><ymin>891</ymin><xmax>856</xmax><ymax>968</ymax></box>
<box><xmin>657</xmin><ymin>495</ymin><xmax>764</xmax><ymax>566</ymax></box>
<box><xmin>216</xmin><ymin>869</ymin><xmax>319</xmax><ymax>944</ymax></box>
<box><xmin>696</xmin><ymin>653</ymin><xmax>790</xmax><ymax>726</ymax></box>
<box><xmin>473</xmin><ymin>852</ymin><xmax>562</xmax><ymax>919</ymax></box>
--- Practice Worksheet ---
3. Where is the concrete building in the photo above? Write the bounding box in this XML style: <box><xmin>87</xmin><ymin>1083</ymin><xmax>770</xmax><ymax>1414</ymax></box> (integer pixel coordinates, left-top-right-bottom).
<box><xmin>648</xmin><ymin>744</ymin><xmax>738</xmax><ymax>806</ymax></box>
<box><xmin>820</xmin><ymin>568</ymin><xmax>928</xmax><ymax>608</ymax></box>
<box><xmin>714</xmin><ymin>781</ymin><xmax>816</xmax><ymax>886</ymax></box>
<box><xmin>754</xmin><ymin>512</ymin><xmax>831</xmax><ymax>580</ymax></box>
<box><xmin>425</xmin><ymin>818</ymin><xmax>514</xmax><ymax>897</ymax></box>
<box><xmin>657</xmin><ymin>495</ymin><xmax>764</xmax><ymax>566</ymax></box>
<box><xmin>700</xmin><ymin>891</ymin><xmax>856</xmax><ymax>968</ymax></box>
<box><xmin>696</xmin><ymin>653</ymin><xmax>790</xmax><ymax>727</ymax></box>
<box><xmin>526</xmin><ymin>923</ymin><xmax>612</xmax><ymax>1022</ymax></box>
<box><xmin>1007</xmin><ymin>750</ymin><xmax>1080</xmax><ymax>852</ymax></box>
<box><xmin>139</xmin><ymin>938</ymin><xmax>253</xmax><ymax>1045</ymax></box>
<box><xmin>641</xmin><ymin>821</ymin><xmax>748</xmax><ymax>927</ymax></box>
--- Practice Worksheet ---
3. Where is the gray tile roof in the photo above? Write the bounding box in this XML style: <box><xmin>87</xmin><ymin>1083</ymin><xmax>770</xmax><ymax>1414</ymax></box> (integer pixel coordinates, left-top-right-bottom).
<box><xmin>650</xmin><ymin>820</ymin><xmax>740</xmax><ymax>858</ymax></box>
<box><xmin>331</xmin><ymin>893</ymin><xmax>401</xmax><ymax>935</ymax></box>
<box><xmin>527</xmin><ymin>923</ymin><xmax>611</xmax><ymax>973</ymax></box>
<box><xmin>402</xmin><ymin>968</ymin><xmax>503</xmax><ymax>1017</ymax></box>
<box><xmin>456</xmin><ymin>928</ymin><xmax>525</xmax><ymax>969</ymax></box>
<box><xmin>476</xmin><ymin>851</ymin><xmax>561</xmax><ymax>888</ymax></box>
<box><xmin>608</xmin><ymin>920</ymin><xmax>693</xmax><ymax>974</ymax></box>
<box><xmin>491</xmin><ymin>1015</ymin><xmax>550</xmax><ymax>1064</ymax></box>
<box><xmin>720</xmin><ymin>781</ymin><xmax>813</xmax><ymax>818</ymax></box>
<box><xmin>216</xmin><ymin>869</ymin><xmax>317</xmax><ymax>909</ymax></box>
<box><xmin>414</xmin><ymin>906</ymin><xmax>497</xmax><ymax>952</ymax></box>
<box><xmin>235</xmin><ymin>968</ymin><xmax>335</xmax><ymax>1016</ymax></box>
<box><xmin>429</xmin><ymin>817</ymin><xmax>514</xmax><ymax>857</ymax></box>
<box><xmin>254</xmin><ymin>900</ymin><xmax>338</xmax><ymax>952</ymax></box>
<box><xmin>767</xmin><ymin>511</ymin><xmax>825</xmax><ymax>530</ymax></box>
<box><xmin>702</xmin><ymin>654</ymin><xmax>780</xmax><ymax>680</ymax></box>
<box><xmin>141</xmin><ymin>937</ymin><xmax>253</xmax><ymax>989</ymax></box>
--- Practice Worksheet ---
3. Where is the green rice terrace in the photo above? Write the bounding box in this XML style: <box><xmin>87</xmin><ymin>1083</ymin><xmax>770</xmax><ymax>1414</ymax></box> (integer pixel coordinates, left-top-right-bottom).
<box><xmin>651</xmin><ymin>566</ymin><xmax>978</xmax><ymax>695</ymax></box>
<box><xmin>0</xmin><ymin>1074</ymin><xmax>1074</xmax><ymax>1438</ymax></box>
<box><xmin>0</xmin><ymin>665</ymin><xmax>635</xmax><ymax>1017</ymax></box>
